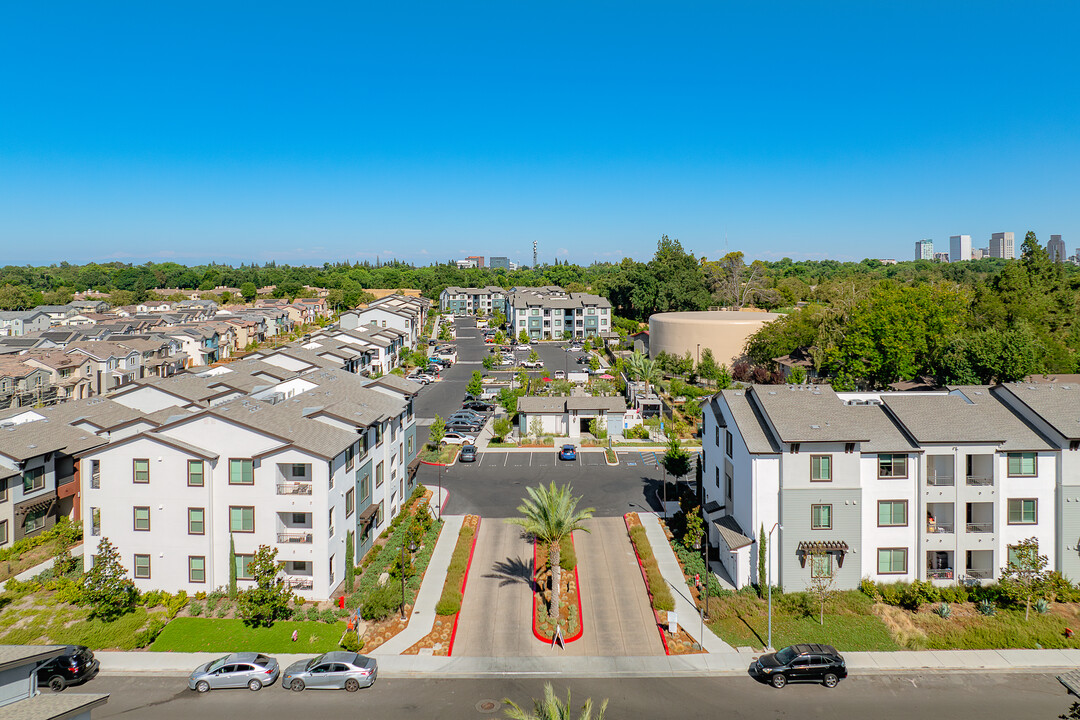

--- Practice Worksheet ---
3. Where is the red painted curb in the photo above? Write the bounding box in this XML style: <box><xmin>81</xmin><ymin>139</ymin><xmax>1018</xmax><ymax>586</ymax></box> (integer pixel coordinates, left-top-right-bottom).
<box><xmin>531</xmin><ymin>533</ymin><xmax>584</xmax><ymax>644</ymax></box>
<box><xmin>446</xmin><ymin>516</ymin><xmax>481</xmax><ymax>657</ymax></box>
<box><xmin>624</xmin><ymin>513</ymin><xmax>672</xmax><ymax>656</ymax></box>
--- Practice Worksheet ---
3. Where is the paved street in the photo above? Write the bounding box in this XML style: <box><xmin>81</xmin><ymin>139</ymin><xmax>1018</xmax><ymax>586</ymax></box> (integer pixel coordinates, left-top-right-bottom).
<box><xmin>85</xmin><ymin>672</ymin><xmax>1075</xmax><ymax>719</ymax></box>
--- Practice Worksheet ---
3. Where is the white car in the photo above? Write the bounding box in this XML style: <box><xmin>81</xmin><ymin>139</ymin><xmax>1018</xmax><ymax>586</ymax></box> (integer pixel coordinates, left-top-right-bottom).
<box><xmin>407</xmin><ymin>374</ymin><xmax>431</xmax><ymax>385</ymax></box>
<box><xmin>441</xmin><ymin>432</ymin><xmax>477</xmax><ymax>445</ymax></box>
<box><xmin>553</xmin><ymin>370</ymin><xmax>565</xmax><ymax>379</ymax></box>
<box><xmin>515</xmin><ymin>344</ymin><xmax>531</xmax><ymax>351</ymax></box>
<box><xmin>521</xmin><ymin>360</ymin><xmax>543</xmax><ymax>368</ymax></box>
<box><xmin>567</xmin><ymin>345</ymin><xmax>583</xmax><ymax>353</ymax></box>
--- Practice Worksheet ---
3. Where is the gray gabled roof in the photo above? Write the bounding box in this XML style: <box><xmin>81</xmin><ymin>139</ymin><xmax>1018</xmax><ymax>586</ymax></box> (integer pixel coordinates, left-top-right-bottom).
<box><xmin>997</xmin><ymin>382</ymin><xmax>1080</xmax><ymax>441</ymax></box>
<box><xmin>716</xmin><ymin>390</ymin><xmax>781</xmax><ymax>454</ymax></box>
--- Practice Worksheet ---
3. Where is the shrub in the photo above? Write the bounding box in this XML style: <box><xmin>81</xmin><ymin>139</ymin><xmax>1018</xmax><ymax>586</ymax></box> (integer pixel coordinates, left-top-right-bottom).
<box><xmin>188</xmin><ymin>602</ymin><xmax>204</xmax><ymax>617</ymax></box>
<box><xmin>436</xmin><ymin>588</ymin><xmax>462</xmax><ymax>616</ymax></box>
<box><xmin>625</xmin><ymin>425</ymin><xmax>650</xmax><ymax>440</ymax></box>
<box><xmin>340</xmin><ymin>633</ymin><xmax>364</xmax><ymax>652</ymax></box>
<box><xmin>359</xmin><ymin>581</ymin><xmax>401</xmax><ymax>620</ymax></box>
<box><xmin>166</xmin><ymin>590</ymin><xmax>189</xmax><ymax>619</ymax></box>
<box><xmin>627</xmin><ymin>521</ymin><xmax>673</xmax><ymax>611</ymax></box>
<box><xmin>1034</xmin><ymin>598</ymin><xmax>1050</xmax><ymax>614</ymax></box>
<box><xmin>134</xmin><ymin>616</ymin><xmax>168</xmax><ymax>648</ymax></box>
<box><xmin>934</xmin><ymin>602</ymin><xmax>951</xmax><ymax>619</ymax></box>
<box><xmin>939</xmin><ymin>585</ymin><xmax>970</xmax><ymax>604</ymax></box>
<box><xmin>860</xmin><ymin>577</ymin><xmax>880</xmax><ymax>600</ymax></box>
<box><xmin>977</xmin><ymin>599</ymin><xmax>997</xmax><ymax>616</ymax></box>
<box><xmin>306</xmin><ymin>606</ymin><xmax>320</xmax><ymax>622</ymax></box>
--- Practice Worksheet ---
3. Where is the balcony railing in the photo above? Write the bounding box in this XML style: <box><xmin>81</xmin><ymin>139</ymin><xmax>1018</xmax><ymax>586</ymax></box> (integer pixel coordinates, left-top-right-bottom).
<box><xmin>284</xmin><ymin>576</ymin><xmax>313</xmax><ymax>589</ymax></box>
<box><xmin>966</xmin><ymin>475</ymin><xmax>993</xmax><ymax>486</ymax></box>
<box><xmin>967</xmin><ymin>568</ymin><xmax>993</xmax><ymax>580</ymax></box>
<box><xmin>90</xmin><ymin>473</ymin><xmax>100</xmax><ymax>490</ymax></box>
<box><xmin>926</xmin><ymin>474</ymin><xmax>954</xmax><ymax>487</ymax></box>
<box><xmin>966</xmin><ymin>522</ymin><xmax>994</xmax><ymax>534</ymax></box>
<box><xmin>276</xmin><ymin>482</ymin><xmax>312</xmax><ymax>495</ymax></box>
<box><xmin>927</xmin><ymin>522</ymin><xmax>954</xmax><ymax>534</ymax></box>
<box><xmin>927</xmin><ymin>568</ymin><xmax>954</xmax><ymax>580</ymax></box>
<box><xmin>277</xmin><ymin>532</ymin><xmax>313</xmax><ymax>544</ymax></box>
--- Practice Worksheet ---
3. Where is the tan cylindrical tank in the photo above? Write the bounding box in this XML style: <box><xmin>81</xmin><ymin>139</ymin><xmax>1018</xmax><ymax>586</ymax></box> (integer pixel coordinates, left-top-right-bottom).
<box><xmin>648</xmin><ymin>310</ymin><xmax>783</xmax><ymax>367</ymax></box>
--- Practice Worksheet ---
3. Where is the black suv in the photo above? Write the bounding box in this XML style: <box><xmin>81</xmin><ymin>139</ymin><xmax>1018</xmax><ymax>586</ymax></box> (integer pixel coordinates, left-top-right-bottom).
<box><xmin>750</xmin><ymin>643</ymin><xmax>846</xmax><ymax>688</ymax></box>
<box><xmin>37</xmin><ymin>645</ymin><xmax>99</xmax><ymax>692</ymax></box>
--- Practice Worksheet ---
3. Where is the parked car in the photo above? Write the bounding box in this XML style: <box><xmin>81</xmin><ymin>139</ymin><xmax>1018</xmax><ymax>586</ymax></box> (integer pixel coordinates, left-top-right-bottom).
<box><xmin>462</xmin><ymin>401</ymin><xmax>493</xmax><ymax>412</ymax></box>
<box><xmin>459</xmin><ymin>444</ymin><xmax>477</xmax><ymax>462</ymax></box>
<box><xmin>37</xmin><ymin>645</ymin><xmax>99</xmax><ymax>692</ymax></box>
<box><xmin>441</xmin><ymin>432</ymin><xmax>477</xmax><ymax>445</ymax></box>
<box><xmin>189</xmin><ymin>653</ymin><xmax>280</xmax><ymax>693</ymax></box>
<box><xmin>520</xmin><ymin>360</ymin><xmax>543</xmax><ymax>368</ymax></box>
<box><xmin>558</xmin><ymin>444</ymin><xmax>577</xmax><ymax>461</ymax></box>
<box><xmin>484</xmin><ymin>336</ymin><xmax>496</xmax><ymax>343</ymax></box>
<box><xmin>750</xmin><ymin>644</ymin><xmax>847</xmax><ymax>689</ymax></box>
<box><xmin>425</xmin><ymin>364</ymin><xmax>443</xmax><ymax>375</ymax></box>
<box><xmin>448</xmin><ymin>413</ymin><xmax>485</xmax><ymax>426</ymax></box>
<box><xmin>575</xmin><ymin>355</ymin><xmax>587</xmax><ymax>364</ymax></box>
<box><xmin>406</xmin><ymin>374</ymin><xmax>431</xmax><ymax>385</ymax></box>
<box><xmin>281</xmin><ymin>652</ymin><xmax>377</xmax><ymax>692</ymax></box>
<box><xmin>446</xmin><ymin>420</ymin><xmax>483</xmax><ymax>433</ymax></box>
<box><xmin>515</xmin><ymin>344</ymin><xmax>531</xmax><ymax>351</ymax></box>
<box><xmin>568</xmin><ymin>344</ymin><xmax>583</xmax><ymax>352</ymax></box>
<box><xmin>553</xmin><ymin>370</ymin><xmax>565</xmax><ymax>379</ymax></box>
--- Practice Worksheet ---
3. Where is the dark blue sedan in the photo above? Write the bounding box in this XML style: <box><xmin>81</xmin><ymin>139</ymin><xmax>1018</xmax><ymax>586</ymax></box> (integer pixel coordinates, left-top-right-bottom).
<box><xmin>558</xmin><ymin>444</ymin><xmax>577</xmax><ymax>461</ymax></box>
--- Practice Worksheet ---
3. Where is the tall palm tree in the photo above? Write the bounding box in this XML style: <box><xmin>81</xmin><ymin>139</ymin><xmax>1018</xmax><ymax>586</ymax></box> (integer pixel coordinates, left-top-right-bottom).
<box><xmin>504</xmin><ymin>683</ymin><xmax>608</xmax><ymax>720</ymax></box>
<box><xmin>507</xmin><ymin>483</ymin><xmax>595</xmax><ymax>623</ymax></box>
<box><xmin>626</xmin><ymin>351</ymin><xmax>660</xmax><ymax>394</ymax></box>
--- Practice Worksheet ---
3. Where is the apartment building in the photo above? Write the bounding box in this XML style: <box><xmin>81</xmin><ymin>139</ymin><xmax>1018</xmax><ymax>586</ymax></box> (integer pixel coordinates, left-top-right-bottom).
<box><xmin>439</xmin><ymin>286</ymin><xmax>507</xmax><ymax>315</ymax></box>
<box><xmin>79</xmin><ymin>366</ymin><xmax>420</xmax><ymax>600</ymax></box>
<box><xmin>0</xmin><ymin>310</ymin><xmax>50</xmax><ymax>337</ymax></box>
<box><xmin>702</xmin><ymin>383</ymin><xmax>1066</xmax><ymax>592</ymax></box>
<box><xmin>506</xmin><ymin>287</ymin><xmax>612</xmax><ymax>340</ymax></box>
<box><xmin>339</xmin><ymin>294</ymin><xmax>429</xmax><ymax>351</ymax></box>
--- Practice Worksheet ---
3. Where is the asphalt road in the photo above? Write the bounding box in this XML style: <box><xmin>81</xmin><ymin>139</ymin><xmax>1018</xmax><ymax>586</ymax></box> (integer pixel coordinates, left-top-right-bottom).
<box><xmin>86</xmin><ymin>673</ymin><xmax>1076</xmax><ymax>719</ymax></box>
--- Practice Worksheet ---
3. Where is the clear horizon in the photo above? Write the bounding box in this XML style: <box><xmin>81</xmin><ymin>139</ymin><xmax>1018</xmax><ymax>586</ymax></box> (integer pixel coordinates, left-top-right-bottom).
<box><xmin>1</xmin><ymin>2</ymin><xmax>1078</xmax><ymax>266</ymax></box>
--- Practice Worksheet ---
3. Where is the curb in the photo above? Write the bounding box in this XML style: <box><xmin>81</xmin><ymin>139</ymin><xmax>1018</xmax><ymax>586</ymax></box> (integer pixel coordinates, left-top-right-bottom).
<box><xmin>531</xmin><ymin>534</ymin><xmax>584</xmax><ymax>645</ymax></box>
<box><xmin>625</xmin><ymin>513</ymin><xmax>671</xmax><ymax>656</ymax></box>
<box><xmin>447</xmin><ymin>516</ymin><xmax>481</xmax><ymax>657</ymax></box>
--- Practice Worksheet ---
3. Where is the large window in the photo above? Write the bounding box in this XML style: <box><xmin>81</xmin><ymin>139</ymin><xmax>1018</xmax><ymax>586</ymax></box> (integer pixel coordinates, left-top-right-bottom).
<box><xmin>0</xmin><ymin>519</ymin><xmax>7</xmax><ymax>545</ymax></box>
<box><xmin>344</xmin><ymin>445</ymin><xmax>355</xmax><ymax>472</ymax></box>
<box><xmin>188</xmin><ymin>507</ymin><xmax>205</xmax><ymax>535</ymax></box>
<box><xmin>1007</xmin><ymin>453</ymin><xmax>1037</xmax><ymax>477</ymax></box>
<box><xmin>1007</xmin><ymin>498</ymin><xmax>1037</xmax><ymax>525</ymax></box>
<box><xmin>878</xmin><ymin>454</ymin><xmax>908</xmax><ymax>479</ymax></box>
<box><xmin>0</xmin><ymin>479</ymin><xmax>7</xmax><ymax>503</ymax></box>
<box><xmin>133</xmin><ymin>554</ymin><xmax>151</xmax><ymax>579</ymax></box>
<box><xmin>811</xmin><ymin>504</ymin><xmax>832</xmax><ymax>530</ymax></box>
<box><xmin>189</xmin><ymin>556</ymin><xmax>206</xmax><ymax>583</ymax></box>
<box><xmin>187</xmin><ymin>460</ymin><xmax>204</xmax><ymax>487</ymax></box>
<box><xmin>229</xmin><ymin>506</ymin><xmax>254</xmax><ymax>533</ymax></box>
<box><xmin>811</xmin><ymin>554</ymin><xmax>832</xmax><ymax>578</ymax></box>
<box><xmin>133</xmin><ymin>506</ymin><xmax>150</xmax><ymax>531</ymax></box>
<box><xmin>359</xmin><ymin>469</ymin><xmax>371</xmax><ymax>504</ymax></box>
<box><xmin>877</xmin><ymin>500</ymin><xmax>908</xmax><ymax>527</ymax></box>
<box><xmin>133</xmin><ymin>459</ymin><xmax>150</xmax><ymax>484</ymax></box>
<box><xmin>346</xmin><ymin>488</ymin><xmax>355</xmax><ymax>518</ymax></box>
<box><xmin>726</xmin><ymin>431</ymin><xmax>733</xmax><ymax>458</ymax></box>
<box><xmin>877</xmin><ymin>548</ymin><xmax>908</xmax><ymax>575</ymax></box>
<box><xmin>229</xmin><ymin>459</ymin><xmax>254</xmax><ymax>485</ymax></box>
<box><xmin>22</xmin><ymin>467</ymin><xmax>45</xmax><ymax>493</ymax></box>
<box><xmin>376</xmin><ymin>461</ymin><xmax>384</xmax><ymax>488</ymax></box>
<box><xmin>810</xmin><ymin>455</ymin><xmax>832</xmax><ymax>482</ymax></box>
<box><xmin>235</xmin><ymin>554</ymin><xmax>254</xmax><ymax>580</ymax></box>
<box><xmin>23</xmin><ymin>509</ymin><xmax>45</xmax><ymax>534</ymax></box>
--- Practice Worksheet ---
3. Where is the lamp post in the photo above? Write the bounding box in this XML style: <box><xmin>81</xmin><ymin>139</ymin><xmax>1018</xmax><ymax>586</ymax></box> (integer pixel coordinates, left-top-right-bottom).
<box><xmin>399</xmin><ymin>540</ymin><xmax>417</xmax><ymax>619</ymax></box>
<box><xmin>438</xmin><ymin>464</ymin><xmax>443</xmax><ymax>521</ymax></box>
<box><xmin>767</xmin><ymin>522</ymin><xmax>782</xmax><ymax>650</ymax></box>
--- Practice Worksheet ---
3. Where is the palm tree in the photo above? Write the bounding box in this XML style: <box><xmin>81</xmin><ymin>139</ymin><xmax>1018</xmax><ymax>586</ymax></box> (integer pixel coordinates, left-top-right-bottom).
<box><xmin>507</xmin><ymin>483</ymin><xmax>595</xmax><ymax>623</ymax></box>
<box><xmin>627</xmin><ymin>351</ymin><xmax>660</xmax><ymax>394</ymax></box>
<box><xmin>504</xmin><ymin>683</ymin><xmax>608</xmax><ymax>720</ymax></box>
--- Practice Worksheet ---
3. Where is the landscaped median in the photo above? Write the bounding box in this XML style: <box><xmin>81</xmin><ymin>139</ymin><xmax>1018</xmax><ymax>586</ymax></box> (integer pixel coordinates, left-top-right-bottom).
<box><xmin>532</xmin><ymin>534</ymin><xmax>583</xmax><ymax>644</ymax></box>
<box><xmin>404</xmin><ymin>514</ymin><xmax>481</xmax><ymax>655</ymax></box>
<box><xmin>624</xmin><ymin>512</ymin><xmax>703</xmax><ymax>655</ymax></box>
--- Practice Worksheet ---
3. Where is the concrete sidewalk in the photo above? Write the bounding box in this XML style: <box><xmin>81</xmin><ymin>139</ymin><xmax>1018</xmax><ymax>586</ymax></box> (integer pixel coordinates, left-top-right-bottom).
<box><xmin>372</xmin><ymin>515</ymin><xmax>464</xmax><ymax>655</ymax></box>
<box><xmin>94</xmin><ymin>648</ymin><xmax>1080</xmax><ymax>678</ymax></box>
<box><xmin>638</xmin><ymin>512</ymin><xmax>733</xmax><ymax>653</ymax></box>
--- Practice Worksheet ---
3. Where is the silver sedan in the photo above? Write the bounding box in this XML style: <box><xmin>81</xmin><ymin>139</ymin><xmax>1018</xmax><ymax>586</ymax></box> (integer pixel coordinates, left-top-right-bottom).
<box><xmin>188</xmin><ymin>653</ymin><xmax>279</xmax><ymax>692</ymax></box>
<box><xmin>281</xmin><ymin>651</ymin><xmax>377</xmax><ymax>692</ymax></box>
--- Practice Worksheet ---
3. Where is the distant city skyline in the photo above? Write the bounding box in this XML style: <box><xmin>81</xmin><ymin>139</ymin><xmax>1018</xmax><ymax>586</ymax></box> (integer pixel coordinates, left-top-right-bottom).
<box><xmin>1</xmin><ymin>3</ymin><xmax>1078</xmax><ymax>266</ymax></box>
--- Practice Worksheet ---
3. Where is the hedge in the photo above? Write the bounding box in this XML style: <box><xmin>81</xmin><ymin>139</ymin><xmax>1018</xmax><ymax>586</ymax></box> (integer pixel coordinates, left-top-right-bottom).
<box><xmin>628</xmin><ymin>524</ymin><xmax>674</xmax><ymax>612</ymax></box>
<box><xmin>435</xmin><ymin>521</ymin><xmax>476</xmax><ymax>616</ymax></box>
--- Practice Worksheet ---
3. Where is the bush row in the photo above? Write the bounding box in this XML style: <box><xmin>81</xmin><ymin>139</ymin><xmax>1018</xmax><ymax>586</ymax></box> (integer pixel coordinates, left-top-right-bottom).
<box><xmin>861</xmin><ymin>572</ymin><xmax>1080</xmax><ymax>611</ymax></box>
<box><xmin>0</xmin><ymin>518</ymin><xmax>82</xmax><ymax>563</ymax></box>
<box><xmin>628</xmin><ymin>523</ymin><xmax>675</xmax><ymax>612</ymax></box>
<box><xmin>435</xmin><ymin>520</ymin><xmax>477</xmax><ymax>616</ymax></box>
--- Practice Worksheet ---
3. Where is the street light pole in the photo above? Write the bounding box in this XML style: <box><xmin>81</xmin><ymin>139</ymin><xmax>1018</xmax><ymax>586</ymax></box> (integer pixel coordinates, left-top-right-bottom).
<box><xmin>767</xmin><ymin>522</ymin><xmax>782</xmax><ymax>650</ymax></box>
<box><xmin>399</xmin><ymin>540</ymin><xmax>417</xmax><ymax>620</ymax></box>
<box><xmin>438</xmin><ymin>464</ymin><xmax>443</xmax><ymax>521</ymax></box>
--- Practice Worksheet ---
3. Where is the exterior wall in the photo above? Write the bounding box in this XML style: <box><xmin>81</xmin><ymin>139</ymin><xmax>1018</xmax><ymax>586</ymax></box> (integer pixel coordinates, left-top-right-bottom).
<box><xmin>998</xmin><ymin>450</ymin><xmax>1056</xmax><ymax>576</ymax></box>
<box><xmin>4</xmin><ymin>454</ymin><xmax>59</xmax><ymax>542</ymax></box>
<box><xmin>860</xmin><ymin>453</ymin><xmax>918</xmax><ymax>583</ymax></box>
<box><xmin>648</xmin><ymin>311</ymin><xmax>783</xmax><ymax>368</ymax></box>
<box><xmin>780</xmin><ymin>487</ymin><xmax>863</xmax><ymax>591</ymax></box>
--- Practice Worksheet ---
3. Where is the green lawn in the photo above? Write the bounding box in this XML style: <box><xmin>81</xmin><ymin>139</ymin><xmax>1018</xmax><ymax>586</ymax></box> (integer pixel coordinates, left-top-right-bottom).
<box><xmin>0</xmin><ymin>601</ymin><xmax>166</xmax><ymax>650</ymax></box>
<box><xmin>710</xmin><ymin>612</ymin><xmax>899</xmax><ymax>651</ymax></box>
<box><xmin>152</xmin><ymin>618</ymin><xmax>346</xmax><ymax>653</ymax></box>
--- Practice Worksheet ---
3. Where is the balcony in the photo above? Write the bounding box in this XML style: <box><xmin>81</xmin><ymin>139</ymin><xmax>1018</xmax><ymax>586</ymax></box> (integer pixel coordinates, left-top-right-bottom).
<box><xmin>927</xmin><ymin>522</ymin><xmax>954</xmax><ymax>534</ymax></box>
<box><xmin>284</xmin><ymin>576</ymin><xmax>313</xmax><ymax>589</ymax></box>
<box><xmin>966</xmin><ymin>475</ymin><xmax>993</xmax><ymax>487</ymax></box>
<box><xmin>927</xmin><ymin>568</ymin><xmax>954</xmax><ymax>580</ymax></box>
<box><xmin>276</xmin><ymin>482</ymin><xmax>312</xmax><ymax>495</ymax></box>
<box><xmin>967</xmin><ymin>568</ymin><xmax>993</xmax><ymax>580</ymax></box>
<box><xmin>966</xmin><ymin>522</ymin><xmax>994</xmax><ymax>534</ymax></box>
<box><xmin>926</xmin><ymin>474</ymin><xmax>954</xmax><ymax>487</ymax></box>
<box><xmin>277</xmin><ymin>532</ymin><xmax>313</xmax><ymax>544</ymax></box>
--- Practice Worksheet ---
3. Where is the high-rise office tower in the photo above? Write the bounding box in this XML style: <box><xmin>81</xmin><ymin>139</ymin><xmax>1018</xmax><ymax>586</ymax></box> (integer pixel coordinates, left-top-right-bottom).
<box><xmin>915</xmin><ymin>239</ymin><xmax>934</xmax><ymax>260</ymax></box>
<box><xmin>1048</xmin><ymin>235</ymin><xmax>1067</xmax><ymax>263</ymax></box>
<box><xmin>989</xmin><ymin>231</ymin><xmax>1015</xmax><ymax>259</ymax></box>
<box><xmin>949</xmin><ymin>235</ymin><xmax>972</xmax><ymax>263</ymax></box>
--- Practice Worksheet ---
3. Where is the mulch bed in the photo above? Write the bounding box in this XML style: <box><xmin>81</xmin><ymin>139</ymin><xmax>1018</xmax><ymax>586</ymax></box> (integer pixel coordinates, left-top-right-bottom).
<box><xmin>533</xmin><ymin>536</ymin><xmax>582</xmax><ymax>644</ymax></box>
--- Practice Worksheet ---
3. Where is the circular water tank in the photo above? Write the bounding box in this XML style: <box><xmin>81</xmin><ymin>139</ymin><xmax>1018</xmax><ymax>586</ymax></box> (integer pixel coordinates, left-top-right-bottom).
<box><xmin>648</xmin><ymin>310</ymin><xmax>783</xmax><ymax>367</ymax></box>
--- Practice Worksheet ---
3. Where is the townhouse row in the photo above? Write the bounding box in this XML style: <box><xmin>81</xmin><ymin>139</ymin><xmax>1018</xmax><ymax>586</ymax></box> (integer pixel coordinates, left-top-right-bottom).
<box><xmin>701</xmin><ymin>381</ymin><xmax>1080</xmax><ymax>591</ymax></box>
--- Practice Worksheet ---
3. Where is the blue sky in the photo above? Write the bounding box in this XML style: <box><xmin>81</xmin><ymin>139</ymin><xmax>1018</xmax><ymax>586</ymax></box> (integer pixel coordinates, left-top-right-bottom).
<box><xmin>2</xmin><ymin>2</ymin><xmax>1078</xmax><ymax>266</ymax></box>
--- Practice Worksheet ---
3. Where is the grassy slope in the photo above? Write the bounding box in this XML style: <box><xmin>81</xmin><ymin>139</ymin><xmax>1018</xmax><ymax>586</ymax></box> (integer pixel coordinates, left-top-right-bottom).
<box><xmin>152</xmin><ymin>618</ymin><xmax>346</xmax><ymax>653</ymax></box>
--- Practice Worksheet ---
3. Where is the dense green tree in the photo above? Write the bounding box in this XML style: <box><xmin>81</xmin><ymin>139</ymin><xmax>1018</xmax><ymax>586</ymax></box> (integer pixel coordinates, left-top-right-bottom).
<box><xmin>237</xmin><ymin>545</ymin><xmax>295</xmax><ymax>627</ymax></box>
<box><xmin>80</xmin><ymin>537</ymin><xmax>137</xmax><ymax>620</ymax></box>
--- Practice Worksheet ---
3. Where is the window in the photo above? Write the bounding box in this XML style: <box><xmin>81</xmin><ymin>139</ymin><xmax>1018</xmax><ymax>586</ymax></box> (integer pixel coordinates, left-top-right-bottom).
<box><xmin>878</xmin><ymin>454</ymin><xmax>908</xmax><ymax>479</ymax></box>
<box><xmin>134</xmin><ymin>554</ymin><xmax>151</xmax><ymax>578</ymax></box>
<box><xmin>376</xmin><ymin>461</ymin><xmax>384</xmax><ymax>488</ymax></box>
<box><xmin>0</xmin><ymin>478</ymin><xmax>7</xmax><ymax>503</ymax></box>
<box><xmin>376</xmin><ymin>500</ymin><xmax>385</xmax><ymax>526</ymax></box>
<box><xmin>329</xmin><ymin>508</ymin><xmax>335</xmax><ymax>537</ymax></box>
<box><xmin>291</xmin><ymin>464</ymin><xmax>307</xmax><ymax>477</ymax></box>
<box><xmin>1007</xmin><ymin>498</ymin><xmax>1037</xmax><ymax>525</ymax></box>
<box><xmin>359</xmin><ymin>469</ymin><xmax>371</xmax><ymax>504</ymax></box>
<box><xmin>344</xmin><ymin>445</ymin><xmax>355</xmax><ymax>472</ymax></box>
<box><xmin>188</xmin><ymin>508</ymin><xmax>205</xmax><ymax>535</ymax></box>
<box><xmin>715</xmin><ymin>427</ymin><xmax>720</xmax><ymax>446</ymax></box>
<box><xmin>291</xmin><ymin>512</ymin><xmax>306</xmax><ymax>524</ymax></box>
<box><xmin>810</xmin><ymin>455</ymin><xmax>832</xmax><ymax>482</ymax></box>
<box><xmin>229</xmin><ymin>459</ymin><xmax>254</xmax><ymax>485</ymax></box>
<box><xmin>715</xmin><ymin>466</ymin><xmax>720</xmax><ymax>488</ymax></box>
<box><xmin>1007</xmin><ymin>452</ymin><xmax>1037</xmax><ymax>477</ymax></box>
<box><xmin>235</xmin><ymin>554</ymin><xmax>254</xmax><ymax>580</ymax></box>
<box><xmin>407</xmin><ymin>436</ymin><xmax>413</xmax><ymax>456</ymax></box>
<box><xmin>133</xmin><ymin>459</ymin><xmax>150</xmax><ymax>484</ymax></box>
<box><xmin>329</xmin><ymin>554</ymin><xmax>335</xmax><ymax>584</ymax></box>
<box><xmin>0</xmin><ymin>519</ymin><xmax>7</xmax><ymax>545</ymax></box>
<box><xmin>877</xmin><ymin>500</ymin><xmax>908</xmax><ymax>527</ymax></box>
<box><xmin>877</xmin><ymin>548</ymin><xmax>908</xmax><ymax>574</ymax></box>
<box><xmin>22</xmin><ymin>467</ymin><xmax>45</xmax><ymax>493</ymax></box>
<box><xmin>810</xmin><ymin>554</ymin><xmax>832</xmax><ymax>578</ymax></box>
<box><xmin>725</xmin><ymin>431</ymin><xmax>733</xmax><ymax>458</ymax></box>
<box><xmin>1007</xmin><ymin>545</ymin><xmax>1022</xmax><ymax>568</ymax></box>
<box><xmin>24</xmin><ymin>509</ymin><xmax>46</xmax><ymax>534</ymax></box>
<box><xmin>133</xmin><ymin>506</ymin><xmax>150</xmax><ymax>531</ymax></box>
<box><xmin>186</xmin><ymin>459</ymin><xmax>204</xmax><ymax>487</ymax></box>
<box><xmin>346</xmin><ymin>488</ymin><xmax>355</xmax><ymax>517</ymax></box>
<box><xmin>726</xmin><ymin>471</ymin><xmax>733</xmax><ymax>500</ymax></box>
<box><xmin>811</xmin><ymin>504</ymin><xmax>832</xmax><ymax>530</ymax></box>
<box><xmin>189</xmin><ymin>556</ymin><xmax>205</xmax><ymax>583</ymax></box>
<box><xmin>376</xmin><ymin>423</ymin><xmax>384</xmax><ymax>446</ymax></box>
<box><xmin>229</xmin><ymin>506</ymin><xmax>254</xmax><ymax>533</ymax></box>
